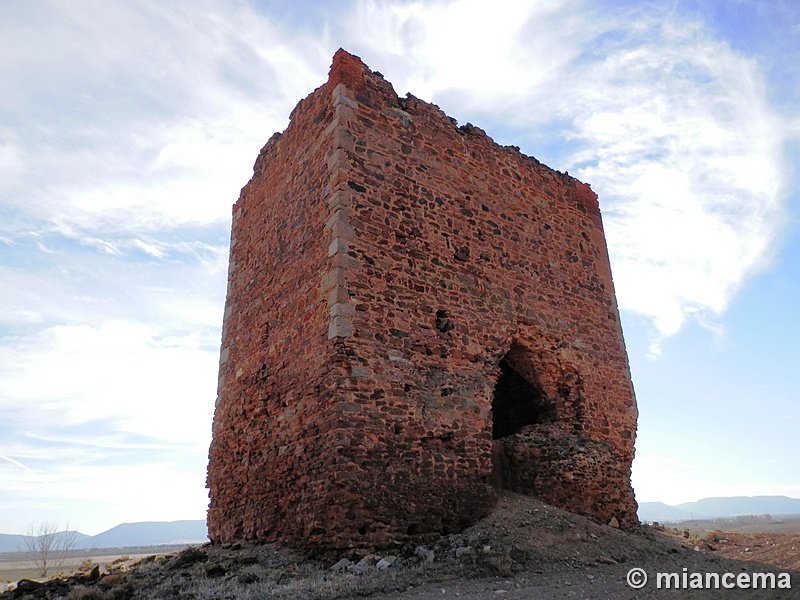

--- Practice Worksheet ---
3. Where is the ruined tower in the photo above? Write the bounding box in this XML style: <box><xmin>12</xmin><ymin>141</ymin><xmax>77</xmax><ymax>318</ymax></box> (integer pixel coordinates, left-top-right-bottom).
<box><xmin>207</xmin><ymin>50</ymin><xmax>638</xmax><ymax>550</ymax></box>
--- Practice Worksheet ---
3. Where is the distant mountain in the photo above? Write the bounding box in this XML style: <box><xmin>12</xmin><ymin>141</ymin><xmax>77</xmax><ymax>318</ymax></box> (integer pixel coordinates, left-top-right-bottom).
<box><xmin>0</xmin><ymin>520</ymin><xmax>207</xmax><ymax>553</ymax></box>
<box><xmin>76</xmin><ymin>520</ymin><xmax>207</xmax><ymax>549</ymax></box>
<box><xmin>637</xmin><ymin>502</ymin><xmax>704</xmax><ymax>523</ymax></box>
<box><xmin>638</xmin><ymin>496</ymin><xmax>800</xmax><ymax>523</ymax></box>
<box><xmin>0</xmin><ymin>530</ymin><xmax>92</xmax><ymax>554</ymax></box>
<box><xmin>0</xmin><ymin>533</ymin><xmax>29</xmax><ymax>553</ymax></box>
<box><xmin>676</xmin><ymin>496</ymin><xmax>800</xmax><ymax>518</ymax></box>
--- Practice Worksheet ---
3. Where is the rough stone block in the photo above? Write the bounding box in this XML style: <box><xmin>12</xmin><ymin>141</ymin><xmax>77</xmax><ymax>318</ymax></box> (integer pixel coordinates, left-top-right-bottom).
<box><xmin>330</xmin><ymin>302</ymin><xmax>356</xmax><ymax>317</ymax></box>
<box><xmin>328</xmin><ymin>237</ymin><xmax>348</xmax><ymax>257</ymax></box>
<box><xmin>328</xmin><ymin>316</ymin><xmax>354</xmax><ymax>339</ymax></box>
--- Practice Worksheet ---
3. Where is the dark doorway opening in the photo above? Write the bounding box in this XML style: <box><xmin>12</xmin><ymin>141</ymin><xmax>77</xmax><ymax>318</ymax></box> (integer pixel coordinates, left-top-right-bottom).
<box><xmin>492</xmin><ymin>357</ymin><xmax>547</xmax><ymax>439</ymax></box>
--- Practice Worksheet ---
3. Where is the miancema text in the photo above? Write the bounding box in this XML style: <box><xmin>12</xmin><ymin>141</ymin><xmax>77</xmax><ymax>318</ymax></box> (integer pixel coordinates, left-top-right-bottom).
<box><xmin>658</xmin><ymin>569</ymin><xmax>791</xmax><ymax>589</ymax></box>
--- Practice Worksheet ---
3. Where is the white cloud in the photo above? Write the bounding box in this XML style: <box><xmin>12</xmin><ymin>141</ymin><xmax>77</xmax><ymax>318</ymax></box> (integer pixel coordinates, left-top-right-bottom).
<box><xmin>633</xmin><ymin>450</ymin><xmax>800</xmax><ymax>506</ymax></box>
<box><xmin>132</xmin><ymin>239</ymin><xmax>165</xmax><ymax>258</ymax></box>
<box><xmin>0</xmin><ymin>316</ymin><xmax>217</xmax><ymax>531</ymax></box>
<box><xmin>1</xmin><ymin>0</ymin><xmax>796</xmax><ymax>532</ymax></box>
<box><xmin>565</xmin><ymin>21</ymin><xmax>783</xmax><ymax>352</ymax></box>
<box><xmin>0</xmin><ymin>235</ymin><xmax>228</xmax><ymax>335</ymax></box>
<box><xmin>340</xmin><ymin>1</ymin><xmax>786</xmax><ymax>353</ymax></box>
<box><xmin>344</xmin><ymin>0</ymin><xmax>586</xmax><ymax>103</ymax></box>
<box><xmin>0</xmin><ymin>456</ymin><xmax>209</xmax><ymax>535</ymax></box>
<box><xmin>0</xmin><ymin>321</ymin><xmax>217</xmax><ymax>444</ymax></box>
<box><xmin>0</xmin><ymin>0</ymin><xmax>329</xmax><ymax>238</ymax></box>
<box><xmin>789</xmin><ymin>117</ymin><xmax>800</xmax><ymax>137</ymax></box>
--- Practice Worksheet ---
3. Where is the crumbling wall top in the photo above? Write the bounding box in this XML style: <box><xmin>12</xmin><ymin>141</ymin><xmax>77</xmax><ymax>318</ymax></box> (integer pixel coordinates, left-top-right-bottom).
<box><xmin>329</xmin><ymin>48</ymin><xmax>370</xmax><ymax>95</ymax></box>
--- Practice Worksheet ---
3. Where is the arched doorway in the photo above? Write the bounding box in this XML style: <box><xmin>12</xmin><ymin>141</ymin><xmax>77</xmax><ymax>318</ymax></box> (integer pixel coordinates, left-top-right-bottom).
<box><xmin>491</xmin><ymin>343</ymin><xmax>556</xmax><ymax>492</ymax></box>
<box><xmin>491</xmin><ymin>345</ymin><xmax>551</xmax><ymax>440</ymax></box>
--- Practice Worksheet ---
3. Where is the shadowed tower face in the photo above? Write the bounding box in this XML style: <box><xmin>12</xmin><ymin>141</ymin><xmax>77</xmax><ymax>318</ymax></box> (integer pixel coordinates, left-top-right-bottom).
<box><xmin>207</xmin><ymin>49</ymin><xmax>639</xmax><ymax>550</ymax></box>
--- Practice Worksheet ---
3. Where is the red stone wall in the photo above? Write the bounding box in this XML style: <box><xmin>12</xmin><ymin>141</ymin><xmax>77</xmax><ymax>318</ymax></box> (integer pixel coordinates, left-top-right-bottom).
<box><xmin>207</xmin><ymin>49</ymin><xmax>638</xmax><ymax>551</ymax></box>
<box><xmin>206</xmin><ymin>79</ymin><xmax>338</xmax><ymax>543</ymax></box>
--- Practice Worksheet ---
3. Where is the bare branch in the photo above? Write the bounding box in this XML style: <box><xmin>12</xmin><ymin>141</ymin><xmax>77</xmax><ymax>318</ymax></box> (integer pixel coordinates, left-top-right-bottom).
<box><xmin>19</xmin><ymin>521</ymin><xmax>79</xmax><ymax>579</ymax></box>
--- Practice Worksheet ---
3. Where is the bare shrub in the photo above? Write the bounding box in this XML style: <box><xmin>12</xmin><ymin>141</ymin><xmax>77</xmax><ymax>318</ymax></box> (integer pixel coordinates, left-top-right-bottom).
<box><xmin>488</xmin><ymin>550</ymin><xmax>514</xmax><ymax>577</ymax></box>
<box><xmin>20</xmin><ymin>521</ymin><xmax>79</xmax><ymax>578</ymax></box>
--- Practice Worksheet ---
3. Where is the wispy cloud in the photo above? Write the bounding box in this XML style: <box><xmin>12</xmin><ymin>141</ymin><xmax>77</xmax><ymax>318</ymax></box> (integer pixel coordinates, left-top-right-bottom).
<box><xmin>0</xmin><ymin>453</ymin><xmax>208</xmax><ymax>534</ymax></box>
<box><xmin>0</xmin><ymin>454</ymin><xmax>44</xmax><ymax>481</ymax></box>
<box><xmin>9</xmin><ymin>1</ymin><xmax>784</xmax><ymax>351</ymax></box>
<box><xmin>1</xmin><ymin>0</ymin><xmax>797</xmax><ymax>531</ymax></box>
<box><xmin>565</xmin><ymin>18</ymin><xmax>784</xmax><ymax>352</ymax></box>
<box><xmin>337</xmin><ymin>0</ymin><xmax>788</xmax><ymax>354</ymax></box>
<box><xmin>0</xmin><ymin>0</ymin><xmax>327</xmax><ymax>240</ymax></box>
<box><xmin>0</xmin><ymin>318</ymin><xmax>216</xmax><ymax>531</ymax></box>
<box><xmin>0</xmin><ymin>235</ymin><xmax>227</xmax><ymax>333</ymax></box>
<box><xmin>0</xmin><ymin>321</ymin><xmax>218</xmax><ymax>441</ymax></box>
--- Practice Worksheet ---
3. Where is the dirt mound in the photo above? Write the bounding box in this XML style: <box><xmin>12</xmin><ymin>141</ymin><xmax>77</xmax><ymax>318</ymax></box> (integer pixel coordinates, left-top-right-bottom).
<box><xmin>3</xmin><ymin>491</ymin><xmax>797</xmax><ymax>599</ymax></box>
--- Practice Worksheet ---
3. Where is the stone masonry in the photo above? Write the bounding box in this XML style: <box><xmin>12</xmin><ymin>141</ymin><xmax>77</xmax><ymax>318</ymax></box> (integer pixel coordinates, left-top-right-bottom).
<box><xmin>207</xmin><ymin>49</ymin><xmax>639</xmax><ymax>550</ymax></box>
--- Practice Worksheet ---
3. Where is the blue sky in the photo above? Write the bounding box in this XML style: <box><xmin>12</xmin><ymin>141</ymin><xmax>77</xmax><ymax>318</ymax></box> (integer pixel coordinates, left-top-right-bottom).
<box><xmin>1</xmin><ymin>0</ymin><xmax>798</xmax><ymax>535</ymax></box>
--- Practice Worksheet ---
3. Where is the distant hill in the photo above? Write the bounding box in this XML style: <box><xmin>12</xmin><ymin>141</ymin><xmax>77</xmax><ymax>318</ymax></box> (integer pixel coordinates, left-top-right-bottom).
<box><xmin>0</xmin><ymin>520</ymin><xmax>207</xmax><ymax>553</ymax></box>
<box><xmin>638</xmin><ymin>496</ymin><xmax>800</xmax><ymax>523</ymax></box>
<box><xmin>637</xmin><ymin>502</ymin><xmax>703</xmax><ymax>523</ymax></box>
<box><xmin>675</xmin><ymin>496</ymin><xmax>800</xmax><ymax>518</ymax></box>
<box><xmin>0</xmin><ymin>533</ymin><xmax>29</xmax><ymax>553</ymax></box>
<box><xmin>76</xmin><ymin>520</ymin><xmax>207</xmax><ymax>549</ymax></box>
<box><xmin>0</xmin><ymin>530</ymin><xmax>92</xmax><ymax>554</ymax></box>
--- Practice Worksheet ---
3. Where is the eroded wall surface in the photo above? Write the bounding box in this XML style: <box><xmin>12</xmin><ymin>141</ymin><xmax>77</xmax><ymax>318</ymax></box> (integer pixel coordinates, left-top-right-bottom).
<box><xmin>207</xmin><ymin>49</ymin><xmax>639</xmax><ymax>551</ymax></box>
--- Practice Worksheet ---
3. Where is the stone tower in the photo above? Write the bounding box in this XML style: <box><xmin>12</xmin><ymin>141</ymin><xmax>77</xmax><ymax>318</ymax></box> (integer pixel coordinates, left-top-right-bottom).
<box><xmin>207</xmin><ymin>49</ymin><xmax>638</xmax><ymax>550</ymax></box>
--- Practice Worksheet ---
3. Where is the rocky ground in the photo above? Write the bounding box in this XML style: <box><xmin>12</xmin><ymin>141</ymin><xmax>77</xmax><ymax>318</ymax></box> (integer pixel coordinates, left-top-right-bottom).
<box><xmin>2</xmin><ymin>491</ymin><xmax>798</xmax><ymax>599</ymax></box>
<box><xmin>683</xmin><ymin>529</ymin><xmax>800</xmax><ymax>573</ymax></box>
